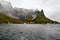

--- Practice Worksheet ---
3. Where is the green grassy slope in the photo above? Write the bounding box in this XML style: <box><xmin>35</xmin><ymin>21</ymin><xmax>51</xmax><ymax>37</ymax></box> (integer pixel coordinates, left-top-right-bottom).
<box><xmin>0</xmin><ymin>13</ymin><xmax>24</xmax><ymax>24</ymax></box>
<box><xmin>0</xmin><ymin>13</ymin><xmax>59</xmax><ymax>24</ymax></box>
<box><xmin>32</xmin><ymin>16</ymin><xmax>59</xmax><ymax>24</ymax></box>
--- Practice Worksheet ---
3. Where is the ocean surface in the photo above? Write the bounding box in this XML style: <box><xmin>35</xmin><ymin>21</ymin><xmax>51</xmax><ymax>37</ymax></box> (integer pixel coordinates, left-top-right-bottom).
<box><xmin>0</xmin><ymin>24</ymin><xmax>60</xmax><ymax>40</ymax></box>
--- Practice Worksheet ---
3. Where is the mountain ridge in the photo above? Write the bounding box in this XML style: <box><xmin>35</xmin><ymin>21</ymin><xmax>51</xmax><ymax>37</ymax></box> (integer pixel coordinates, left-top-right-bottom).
<box><xmin>0</xmin><ymin>1</ymin><xmax>59</xmax><ymax>24</ymax></box>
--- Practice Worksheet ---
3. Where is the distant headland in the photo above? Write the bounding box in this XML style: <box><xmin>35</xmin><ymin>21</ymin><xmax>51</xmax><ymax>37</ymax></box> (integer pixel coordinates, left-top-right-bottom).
<box><xmin>0</xmin><ymin>1</ymin><xmax>60</xmax><ymax>24</ymax></box>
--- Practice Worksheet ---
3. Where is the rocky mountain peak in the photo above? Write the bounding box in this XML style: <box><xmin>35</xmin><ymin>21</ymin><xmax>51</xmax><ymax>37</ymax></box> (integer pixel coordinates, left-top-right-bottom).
<box><xmin>0</xmin><ymin>1</ymin><xmax>13</xmax><ymax>12</ymax></box>
<box><xmin>0</xmin><ymin>1</ymin><xmax>45</xmax><ymax>19</ymax></box>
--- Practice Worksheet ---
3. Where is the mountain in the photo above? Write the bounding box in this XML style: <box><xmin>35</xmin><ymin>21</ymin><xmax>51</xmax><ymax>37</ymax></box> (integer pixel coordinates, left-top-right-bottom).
<box><xmin>0</xmin><ymin>1</ymin><xmax>45</xmax><ymax>19</ymax></box>
<box><xmin>0</xmin><ymin>1</ymin><xmax>59</xmax><ymax>24</ymax></box>
<box><xmin>0</xmin><ymin>13</ymin><xmax>24</xmax><ymax>24</ymax></box>
<box><xmin>14</xmin><ymin>7</ymin><xmax>34</xmax><ymax>18</ymax></box>
<box><xmin>0</xmin><ymin>1</ymin><xmax>14</xmax><ymax>17</ymax></box>
<box><xmin>0</xmin><ymin>12</ymin><xmax>59</xmax><ymax>24</ymax></box>
<box><xmin>0</xmin><ymin>1</ymin><xmax>13</xmax><ymax>12</ymax></box>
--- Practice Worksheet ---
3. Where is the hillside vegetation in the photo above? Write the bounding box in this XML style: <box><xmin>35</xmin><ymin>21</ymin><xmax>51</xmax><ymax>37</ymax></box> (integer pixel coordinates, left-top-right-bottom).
<box><xmin>0</xmin><ymin>12</ymin><xmax>59</xmax><ymax>24</ymax></box>
<box><xmin>0</xmin><ymin>13</ymin><xmax>24</xmax><ymax>24</ymax></box>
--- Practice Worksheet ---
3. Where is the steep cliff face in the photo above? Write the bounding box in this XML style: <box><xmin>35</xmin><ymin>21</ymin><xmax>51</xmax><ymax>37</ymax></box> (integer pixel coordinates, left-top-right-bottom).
<box><xmin>0</xmin><ymin>1</ymin><xmax>14</xmax><ymax>17</ymax></box>
<box><xmin>34</xmin><ymin>9</ymin><xmax>45</xmax><ymax>17</ymax></box>
<box><xmin>14</xmin><ymin>8</ymin><xmax>45</xmax><ymax>19</ymax></box>
<box><xmin>0</xmin><ymin>1</ymin><xmax>13</xmax><ymax>12</ymax></box>
<box><xmin>0</xmin><ymin>1</ymin><xmax>46</xmax><ymax>19</ymax></box>
<box><xmin>14</xmin><ymin>8</ymin><xmax>34</xmax><ymax>18</ymax></box>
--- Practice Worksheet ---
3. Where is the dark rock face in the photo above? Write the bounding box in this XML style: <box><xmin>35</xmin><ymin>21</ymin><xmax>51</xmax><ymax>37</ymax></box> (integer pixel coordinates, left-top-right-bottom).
<box><xmin>14</xmin><ymin>8</ymin><xmax>35</xmax><ymax>18</ymax></box>
<box><xmin>34</xmin><ymin>9</ymin><xmax>45</xmax><ymax>17</ymax></box>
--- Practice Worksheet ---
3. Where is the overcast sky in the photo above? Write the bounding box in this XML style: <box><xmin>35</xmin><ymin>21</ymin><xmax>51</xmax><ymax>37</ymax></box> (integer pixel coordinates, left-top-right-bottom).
<box><xmin>0</xmin><ymin>0</ymin><xmax>60</xmax><ymax>22</ymax></box>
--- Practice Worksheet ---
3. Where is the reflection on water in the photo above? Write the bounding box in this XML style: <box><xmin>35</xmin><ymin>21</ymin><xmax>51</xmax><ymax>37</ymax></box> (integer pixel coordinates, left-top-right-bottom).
<box><xmin>0</xmin><ymin>24</ymin><xmax>60</xmax><ymax>40</ymax></box>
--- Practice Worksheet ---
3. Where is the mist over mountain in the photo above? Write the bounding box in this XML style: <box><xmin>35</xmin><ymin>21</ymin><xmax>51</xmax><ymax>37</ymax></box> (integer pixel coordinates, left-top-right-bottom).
<box><xmin>0</xmin><ymin>1</ymin><xmax>14</xmax><ymax>17</ymax></box>
<box><xmin>0</xmin><ymin>1</ymin><xmax>45</xmax><ymax>19</ymax></box>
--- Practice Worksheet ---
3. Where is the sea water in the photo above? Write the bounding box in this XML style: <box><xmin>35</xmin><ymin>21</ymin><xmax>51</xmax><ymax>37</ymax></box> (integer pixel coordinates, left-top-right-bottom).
<box><xmin>0</xmin><ymin>24</ymin><xmax>60</xmax><ymax>40</ymax></box>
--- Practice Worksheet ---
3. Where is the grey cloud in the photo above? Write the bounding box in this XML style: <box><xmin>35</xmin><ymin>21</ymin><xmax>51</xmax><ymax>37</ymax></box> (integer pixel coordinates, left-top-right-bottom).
<box><xmin>42</xmin><ymin>0</ymin><xmax>48</xmax><ymax>4</ymax></box>
<box><xmin>1</xmin><ymin>0</ymin><xmax>4</xmax><ymax>1</ymax></box>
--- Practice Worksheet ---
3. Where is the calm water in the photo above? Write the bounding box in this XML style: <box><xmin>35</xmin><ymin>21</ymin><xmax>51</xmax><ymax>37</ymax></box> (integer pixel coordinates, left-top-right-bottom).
<box><xmin>0</xmin><ymin>24</ymin><xmax>60</xmax><ymax>40</ymax></box>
